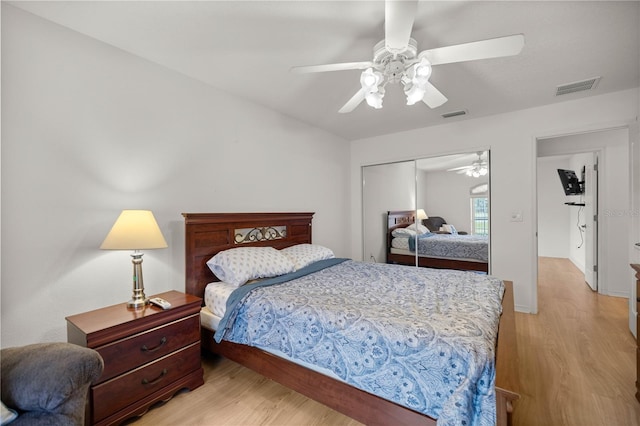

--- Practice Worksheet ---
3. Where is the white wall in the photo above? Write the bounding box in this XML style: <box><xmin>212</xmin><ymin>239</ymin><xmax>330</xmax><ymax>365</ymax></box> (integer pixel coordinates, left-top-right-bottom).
<box><xmin>537</xmin><ymin>156</ymin><xmax>571</xmax><ymax>258</ymax></box>
<box><xmin>421</xmin><ymin>169</ymin><xmax>488</xmax><ymax>235</ymax></box>
<box><xmin>350</xmin><ymin>89</ymin><xmax>639</xmax><ymax>313</ymax></box>
<box><xmin>0</xmin><ymin>5</ymin><xmax>350</xmax><ymax>347</ymax></box>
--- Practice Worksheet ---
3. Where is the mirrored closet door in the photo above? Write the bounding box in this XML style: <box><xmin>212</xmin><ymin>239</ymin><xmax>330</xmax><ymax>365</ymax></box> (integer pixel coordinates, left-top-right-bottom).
<box><xmin>362</xmin><ymin>151</ymin><xmax>491</xmax><ymax>272</ymax></box>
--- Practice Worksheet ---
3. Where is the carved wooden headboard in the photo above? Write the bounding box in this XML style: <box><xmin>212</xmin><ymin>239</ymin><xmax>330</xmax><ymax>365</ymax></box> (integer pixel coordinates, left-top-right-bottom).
<box><xmin>182</xmin><ymin>212</ymin><xmax>314</xmax><ymax>301</ymax></box>
<box><xmin>386</xmin><ymin>210</ymin><xmax>416</xmax><ymax>249</ymax></box>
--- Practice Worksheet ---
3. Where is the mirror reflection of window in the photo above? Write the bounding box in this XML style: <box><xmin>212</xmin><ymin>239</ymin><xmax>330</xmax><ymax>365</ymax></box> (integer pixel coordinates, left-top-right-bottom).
<box><xmin>470</xmin><ymin>183</ymin><xmax>489</xmax><ymax>236</ymax></box>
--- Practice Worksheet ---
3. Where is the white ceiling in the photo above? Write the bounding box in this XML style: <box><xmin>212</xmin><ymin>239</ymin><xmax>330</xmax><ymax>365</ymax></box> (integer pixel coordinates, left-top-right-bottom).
<box><xmin>9</xmin><ymin>0</ymin><xmax>640</xmax><ymax>141</ymax></box>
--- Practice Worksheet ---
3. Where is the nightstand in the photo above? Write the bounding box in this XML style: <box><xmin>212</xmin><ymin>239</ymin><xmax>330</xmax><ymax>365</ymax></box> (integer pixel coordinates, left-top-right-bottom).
<box><xmin>66</xmin><ymin>290</ymin><xmax>204</xmax><ymax>425</ymax></box>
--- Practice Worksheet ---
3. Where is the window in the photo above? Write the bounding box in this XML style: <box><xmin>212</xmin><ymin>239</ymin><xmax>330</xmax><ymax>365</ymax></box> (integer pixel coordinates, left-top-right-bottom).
<box><xmin>470</xmin><ymin>183</ymin><xmax>489</xmax><ymax>235</ymax></box>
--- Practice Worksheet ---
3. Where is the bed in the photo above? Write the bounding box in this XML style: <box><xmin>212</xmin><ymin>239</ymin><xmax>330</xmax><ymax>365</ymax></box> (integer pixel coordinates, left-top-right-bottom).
<box><xmin>183</xmin><ymin>212</ymin><xmax>519</xmax><ymax>426</ymax></box>
<box><xmin>387</xmin><ymin>210</ymin><xmax>489</xmax><ymax>273</ymax></box>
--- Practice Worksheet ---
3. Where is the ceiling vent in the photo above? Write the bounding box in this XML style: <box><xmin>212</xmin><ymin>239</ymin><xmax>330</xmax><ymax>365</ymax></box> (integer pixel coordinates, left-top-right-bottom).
<box><xmin>555</xmin><ymin>77</ymin><xmax>601</xmax><ymax>96</ymax></box>
<box><xmin>441</xmin><ymin>109</ymin><xmax>467</xmax><ymax>119</ymax></box>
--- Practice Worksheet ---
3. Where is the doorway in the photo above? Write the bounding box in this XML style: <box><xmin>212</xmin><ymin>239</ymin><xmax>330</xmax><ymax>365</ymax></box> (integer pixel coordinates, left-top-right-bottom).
<box><xmin>536</xmin><ymin>151</ymin><xmax>599</xmax><ymax>290</ymax></box>
<box><xmin>534</xmin><ymin>127</ymin><xmax>631</xmax><ymax>306</ymax></box>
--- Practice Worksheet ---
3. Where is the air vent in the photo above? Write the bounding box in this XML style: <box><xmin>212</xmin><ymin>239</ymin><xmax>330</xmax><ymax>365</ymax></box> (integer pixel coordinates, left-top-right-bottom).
<box><xmin>556</xmin><ymin>77</ymin><xmax>601</xmax><ymax>96</ymax></box>
<box><xmin>441</xmin><ymin>109</ymin><xmax>467</xmax><ymax>119</ymax></box>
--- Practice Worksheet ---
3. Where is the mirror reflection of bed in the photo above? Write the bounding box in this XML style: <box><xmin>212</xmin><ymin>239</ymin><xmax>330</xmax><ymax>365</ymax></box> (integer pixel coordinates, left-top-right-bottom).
<box><xmin>387</xmin><ymin>210</ymin><xmax>489</xmax><ymax>272</ymax></box>
<box><xmin>362</xmin><ymin>151</ymin><xmax>490</xmax><ymax>272</ymax></box>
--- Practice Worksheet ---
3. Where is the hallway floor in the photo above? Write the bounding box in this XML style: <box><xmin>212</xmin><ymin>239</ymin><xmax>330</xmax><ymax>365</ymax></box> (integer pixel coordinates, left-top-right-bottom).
<box><xmin>513</xmin><ymin>257</ymin><xmax>639</xmax><ymax>425</ymax></box>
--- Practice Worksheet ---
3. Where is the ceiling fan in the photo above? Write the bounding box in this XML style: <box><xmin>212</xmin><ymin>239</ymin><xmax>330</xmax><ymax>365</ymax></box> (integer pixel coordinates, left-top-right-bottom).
<box><xmin>447</xmin><ymin>151</ymin><xmax>488</xmax><ymax>178</ymax></box>
<box><xmin>290</xmin><ymin>1</ymin><xmax>524</xmax><ymax>113</ymax></box>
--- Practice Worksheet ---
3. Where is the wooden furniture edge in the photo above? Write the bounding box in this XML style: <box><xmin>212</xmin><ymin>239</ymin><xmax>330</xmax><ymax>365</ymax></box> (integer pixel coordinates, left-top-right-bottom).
<box><xmin>182</xmin><ymin>212</ymin><xmax>314</xmax><ymax>299</ymax></box>
<box><xmin>495</xmin><ymin>280</ymin><xmax>520</xmax><ymax>426</ymax></box>
<box><xmin>387</xmin><ymin>252</ymin><xmax>489</xmax><ymax>272</ymax></box>
<box><xmin>94</xmin><ymin>368</ymin><xmax>204</xmax><ymax>426</ymax></box>
<box><xmin>630</xmin><ymin>264</ymin><xmax>640</xmax><ymax>404</ymax></box>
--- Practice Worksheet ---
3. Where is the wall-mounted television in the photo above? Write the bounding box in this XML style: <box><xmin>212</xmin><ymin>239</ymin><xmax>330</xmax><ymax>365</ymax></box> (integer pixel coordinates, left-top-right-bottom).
<box><xmin>557</xmin><ymin>168</ymin><xmax>584</xmax><ymax>195</ymax></box>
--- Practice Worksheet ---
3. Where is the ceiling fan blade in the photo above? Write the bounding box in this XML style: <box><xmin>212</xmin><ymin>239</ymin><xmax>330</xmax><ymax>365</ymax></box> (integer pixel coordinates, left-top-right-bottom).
<box><xmin>339</xmin><ymin>89</ymin><xmax>367</xmax><ymax>113</ymax></box>
<box><xmin>447</xmin><ymin>165</ymin><xmax>472</xmax><ymax>171</ymax></box>
<box><xmin>418</xmin><ymin>34</ymin><xmax>525</xmax><ymax>66</ymax></box>
<box><xmin>385</xmin><ymin>0</ymin><xmax>418</xmax><ymax>53</ymax></box>
<box><xmin>421</xmin><ymin>82</ymin><xmax>448</xmax><ymax>108</ymax></box>
<box><xmin>290</xmin><ymin>61</ymin><xmax>373</xmax><ymax>74</ymax></box>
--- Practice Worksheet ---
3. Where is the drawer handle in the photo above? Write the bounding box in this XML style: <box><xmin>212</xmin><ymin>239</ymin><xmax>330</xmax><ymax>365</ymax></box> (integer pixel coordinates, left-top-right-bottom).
<box><xmin>141</xmin><ymin>337</ymin><xmax>167</xmax><ymax>353</ymax></box>
<box><xmin>141</xmin><ymin>368</ymin><xmax>168</xmax><ymax>385</ymax></box>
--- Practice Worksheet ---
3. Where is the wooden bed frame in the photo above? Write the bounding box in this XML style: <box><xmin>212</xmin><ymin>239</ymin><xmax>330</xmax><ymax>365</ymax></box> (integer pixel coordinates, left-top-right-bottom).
<box><xmin>387</xmin><ymin>210</ymin><xmax>489</xmax><ymax>273</ymax></box>
<box><xmin>183</xmin><ymin>212</ymin><xmax>519</xmax><ymax>426</ymax></box>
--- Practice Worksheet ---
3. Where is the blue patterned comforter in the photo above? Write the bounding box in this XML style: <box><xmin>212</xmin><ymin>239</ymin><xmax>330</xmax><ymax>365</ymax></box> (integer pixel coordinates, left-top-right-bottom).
<box><xmin>408</xmin><ymin>233</ymin><xmax>489</xmax><ymax>262</ymax></box>
<box><xmin>216</xmin><ymin>259</ymin><xmax>504</xmax><ymax>426</ymax></box>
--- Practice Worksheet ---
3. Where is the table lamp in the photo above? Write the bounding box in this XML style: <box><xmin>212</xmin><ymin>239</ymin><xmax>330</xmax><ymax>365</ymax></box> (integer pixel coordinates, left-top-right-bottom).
<box><xmin>417</xmin><ymin>209</ymin><xmax>428</xmax><ymax>221</ymax></box>
<box><xmin>100</xmin><ymin>210</ymin><xmax>168</xmax><ymax>309</ymax></box>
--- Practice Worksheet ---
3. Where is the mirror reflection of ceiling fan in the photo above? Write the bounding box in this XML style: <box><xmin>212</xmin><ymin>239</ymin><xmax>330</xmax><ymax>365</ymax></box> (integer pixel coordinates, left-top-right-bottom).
<box><xmin>447</xmin><ymin>151</ymin><xmax>488</xmax><ymax>177</ymax></box>
<box><xmin>291</xmin><ymin>1</ymin><xmax>524</xmax><ymax>113</ymax></box>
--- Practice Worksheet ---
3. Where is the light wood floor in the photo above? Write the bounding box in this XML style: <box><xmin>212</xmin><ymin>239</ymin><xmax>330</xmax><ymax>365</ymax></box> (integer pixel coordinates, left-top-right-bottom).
<box><xmin>512</xmin><ymin>257</ymin><xmax>639</xmax><ymax>426</ymax></box>
<box><xmin>129</xmin><ymin>257</ymin><xmax>639</xmax><ymax>425</ymax></box>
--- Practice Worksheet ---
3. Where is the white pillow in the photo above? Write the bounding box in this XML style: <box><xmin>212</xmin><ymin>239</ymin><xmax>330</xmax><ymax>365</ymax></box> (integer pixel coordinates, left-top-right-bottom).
<box><xmin>440</xmin><ymin>224</ymin><xmax>458</xmax><ymax>235</ymax></box>
<box><xmin>1</xmin><ymin>401</ymin><xmax>17</xmax><ymax>425</ymax></box>
<box><xmin>206</xmin><ymin>247</ymin><xmax>295</xmax><ymax>287</ymax></box>
<box><xmin>406</xmin><ymin>223</ymin><xmax>430</xmax><ymax>234</ymax></box>
<box><xmin>280</xmin><ymin>244</ymin><xmax>335</xmax><ymax>270</ymax></box>
<box><xmin>391</xmin><ymin>227</ymin><xmax>417</xmax><ymax>237</ymax></box>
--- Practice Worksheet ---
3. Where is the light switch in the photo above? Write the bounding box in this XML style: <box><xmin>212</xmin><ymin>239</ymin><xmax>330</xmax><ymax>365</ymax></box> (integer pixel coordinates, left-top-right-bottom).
<box><xmin>510</xmin><ymin>211</ymin><xmax>523</xmax><ymax>222</ymax></box>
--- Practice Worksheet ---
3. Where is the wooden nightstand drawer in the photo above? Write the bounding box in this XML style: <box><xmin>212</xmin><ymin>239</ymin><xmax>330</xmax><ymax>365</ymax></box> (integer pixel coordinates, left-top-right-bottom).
<box><xmin>96</xmin><ymin>314</ymin><xmax>200</xmax><ymax>383</ymax></box>
<box><xmin>92</xmin><ymin>342</ymin><xmax>201</xmax><ymax>423</ymax></box>
<box><xmin>67</xmin><ymin>291</ymin><xmax>204</xmax><ymax>424</ymax></box>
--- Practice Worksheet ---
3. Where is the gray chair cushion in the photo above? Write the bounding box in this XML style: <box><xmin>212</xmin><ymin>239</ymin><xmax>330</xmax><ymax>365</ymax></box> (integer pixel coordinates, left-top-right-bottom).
<box><xmin>423</xmin><ymin>216</ymin><xmax>447</xmax><ymax>232</ymax></box>
<box><xmin>1</xmin><ymin>342</ymin><xmax>103</xmax><ymax>425</ymax></box>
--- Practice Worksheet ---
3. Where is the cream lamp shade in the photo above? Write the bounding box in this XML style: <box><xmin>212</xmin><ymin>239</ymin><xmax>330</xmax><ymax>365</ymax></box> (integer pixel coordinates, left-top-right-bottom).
<box><xmin>101</xmin><ymin>210</ymin><xmax>167</xmax><ymax>309</ymax></box>
<box><xmin>100</xmin><ymin>210</ymin><xmax>168</xmax><ymax>250</ymax></box>
<box><xmin>416</xmin><ymin>209</ymin><xmax>429</xmax><ymax>221</ymax></box>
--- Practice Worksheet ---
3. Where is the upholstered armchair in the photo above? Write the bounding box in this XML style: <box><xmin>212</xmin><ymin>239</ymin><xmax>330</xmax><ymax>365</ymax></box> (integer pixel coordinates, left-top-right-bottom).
<box><xmin>423</xmin><ymin>216</ymin><xmax>468</xmax><ymax>235</ymax></box>
<box><xmin>423</xmin><ymin>216</ymin><xmax>447</xmax><ymax>232</ymax></box>
<box><xmin>1</xmin><ymin>342</ymin><xmax>104</xmax><ymax>425</ymax></box>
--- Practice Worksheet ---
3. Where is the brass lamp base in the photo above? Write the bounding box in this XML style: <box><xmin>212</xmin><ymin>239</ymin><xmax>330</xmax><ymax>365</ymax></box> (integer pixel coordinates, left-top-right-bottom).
<box><xmin>127</xmin><ymin>297</ymin><xmax>148</xmax><ymax>309</ymax></box>
<box><xmin>127</xmin><ymin>252</ymin><xmax>148</xmax><ymax>310</ymax></box>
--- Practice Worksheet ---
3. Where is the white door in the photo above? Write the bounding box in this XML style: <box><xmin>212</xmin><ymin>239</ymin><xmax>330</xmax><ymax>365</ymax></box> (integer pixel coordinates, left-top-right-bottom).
<box><xmin>584</xmin><ymin>153</ymin><xmax>598</xmax><ymax>291</ymax></box>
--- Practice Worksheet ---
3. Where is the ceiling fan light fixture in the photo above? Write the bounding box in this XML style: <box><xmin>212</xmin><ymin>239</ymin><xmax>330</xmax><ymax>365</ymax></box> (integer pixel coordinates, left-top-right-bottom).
<box><xmin>459</xmin><ymin>152</ymin><xmax>488</xmax><ymax>178</ymax></box>
<box><xmin>361</xmin><ymin>68</ymin><xmax>385</xmax><ymax>109</ymax></box>
<box><xmin>360</xmin><ymin>68</ymin><xmax>383</xmax><ymax>92</ymax></box>
<box><xmin>291</xmin><ymin>4</ymin><xmax>524</xmax><ymax>114</ymax></box>
<box><xmin>465</xmin><ymin>164</ymin><xmax>487</xmax><ymax>178</ymax></box>
<box><xmin>365</xmin><ymin>92</ymin><xmax>384</xmax><ymax>109</ymax></box>
<box><xmin>412</xmin><ymin>58</ymin><xmax>432</xmax><ymax>82</ymax></box>
<box><xmin>404</xmin><ymin>83</ymin><xmax>426</xmax><ymax>105</ymax></box>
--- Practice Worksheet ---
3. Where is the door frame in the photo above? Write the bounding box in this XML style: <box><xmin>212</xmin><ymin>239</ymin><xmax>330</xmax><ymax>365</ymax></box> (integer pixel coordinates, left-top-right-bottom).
<box><xmin>583</xmin><ymin>152</ymin><xmax>599</xmax><ymax>291</ymax></box>
<box><xmin>532</xmin><ymin>123</ymin><xmax>633</xmax><ymax>314</ymax></box>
